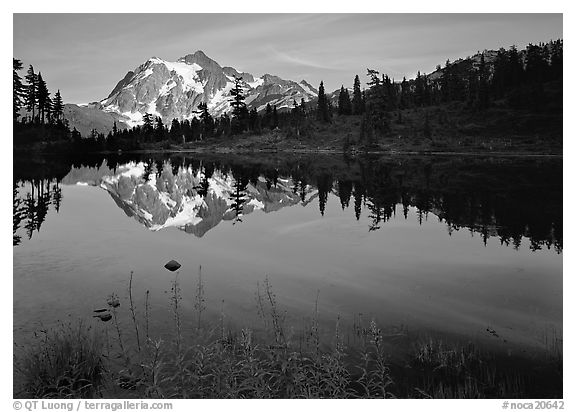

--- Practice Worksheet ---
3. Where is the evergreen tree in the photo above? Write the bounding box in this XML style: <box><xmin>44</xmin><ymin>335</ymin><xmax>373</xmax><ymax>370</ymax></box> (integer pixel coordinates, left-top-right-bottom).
<box><xmin>248</xmin><ymin>107</ymin><xmax>259</xmax><ymax>132</ymax></box>
<box><xmin>353</xmin><ymin>182</ymin><xmax>364</xmax><ymax>221</ymax></box>
<box><xmin>230</xmin><ymin>75</ymin><xmax>248</xmax><ymax>134</ymax></box>
<box><xmin>440</xmin><ymin>60</ymin><xmax>453</xmax><ymax>102</ymax></box>
<box><xmin>338</xmin><ymin>180</ymin><xmax>353</xmax><ymax>210</ymax></box>
<box><xmin>400</xmin><ymin>77</ymin><xmax>410</xmax><ymax>109</ymax></box>
<box><xmin>352</xmin><ymin>74</ymin><xmax>364</xmax><ymax>114</ymax></box>
<box><xmin>263</xmin><ymin>103</ymin><xmax>273</xmax><ymax>129</ymax></box>
<box><xmin>155</xmin><ymin>116</ymin><xmax>165</xmax><ymax>141</ymax></box>
<box><xmin>525</xmin><ymin>43</ymin><xmax>547</xmax><ymax>84</ymax></box>
<box><xmin>36</xmin><ymin>72</ymin><xmax>50</xmax><ymax>123</ymax></box>
<box><xmin>197</xmin><ymin>102</ymin><xmax>213</xmax><ymax>139</ymax></box>
<box><xmin>316</xmin><ymin>174</ymin><xmax>333</xmax><ymax>216</ymax></box>
<box><xmin>272</xmin><ymin>105</ymin><xmax>278</xmax><ymax>129</ymax></box>
<box><xmin>364</xmin><ymin>69</ymin><xmax>390</xmax><ymax>141</ymax></box>
<box><xmin>507</xmin><ymin>45</ymin><xmax>524</xmax><ymax>89</ymax></box>
<box><xmin>422</xmin><ymin>74</ymin><xmax>431</xmax><ymax>105</ymax></box>
<box><xmin>300</xmin><ymin>98</ymin><xmax>306</xmax><ymax>115</ymax></box>
<box><xmin>290</xmin><ymin>100</ymin><xmax>303</xmax><ymax>137</ymax></box>
<box><xmin>25</xmin><ymin>65</ymin><xmax>38</xmax><ymax>122</ymax></box>
<box><xmin>142</xmin><ymin>113</ymin><xmax>154</xmax><ymax>141</ymax></box>
<box><xmin>414</xmin><ymin>71</ymin><xmax>425</xmax><ymax>106</ymax></box>
<box><xmin>383</xmin><ymin>74</ymin><xmax>398</xmax><ymax>110</ymax></box>
<box><xmin>491</xmin><ymin>48</ymin><xmax>509</xmax><ymax>98</ymax></box>
<box><xmin>477</xmin><ymin>53</ymin><xmax>489</xmax><ymax>109</ymax></box>
<box><xmin>45</xmin><ymin>96</ymin><xmax>53</xmax><ymax>124</ymax></box>
<box><xmin>467</xmin><ymin>66</ymin><xmax>479</xmax><ymax>105</ymax></box>
<box><xmin>316</xmin><ymin>81</ymin><xmax>330</xmax><ymax>122</ymax></box>
<box><xmin>229</xmin><ymin>170</ymin><xmax>248</xmax><ymax>224</ymax></box>
<box><xmin>549</xmin><ymin>39</ymin><xmax>563</xmax><ymax>80</ymax></box>
<box><xmin>13</xmin><ymin>58</ymin><xmax>25</xmax><ymax>121</ymax></box>
<box><xmin>52</xmin><ymin>89</ymin><xmax>64</xmax><ymax>122</ymax></box>
<box><xmin>170</xmin><ymin>118</ymin><xmax>181</xmax><ymax>142</ymax></box>
<box><xmin>337</xmin><ymin>86</ymin><xmax>352</xmax><ymax>115</ymax></box>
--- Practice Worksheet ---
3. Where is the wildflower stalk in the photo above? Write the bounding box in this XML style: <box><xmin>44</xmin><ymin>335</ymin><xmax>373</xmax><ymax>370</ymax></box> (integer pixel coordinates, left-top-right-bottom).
<box><xmin>128</xmin><ymin>271</ymin><xmax>141</xmax><ymax>352</ymax></box>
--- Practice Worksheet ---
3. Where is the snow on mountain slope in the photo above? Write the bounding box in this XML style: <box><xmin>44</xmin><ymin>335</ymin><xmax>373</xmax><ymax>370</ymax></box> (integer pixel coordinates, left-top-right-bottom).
<box><xmin>101</xmin><ymin>50</ymin><xmax>318</xmax><ymax>127</ymax></box>
<box><xmin>299</xmin><ymin>80</ymin><xmax>318</xmax><ymax>97</ymax></box>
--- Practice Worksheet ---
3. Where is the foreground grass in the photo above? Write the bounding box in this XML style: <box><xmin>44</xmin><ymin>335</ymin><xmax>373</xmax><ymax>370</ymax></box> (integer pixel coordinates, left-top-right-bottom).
<box><xmin>14</xmin><ymin>271</ymin><xmax>562</xmax><ymax>399</ymax></box>
<box><xmin>14</xmin><ymin>321</ymin><xmax>105</xmax><ymax>398</ymax></box>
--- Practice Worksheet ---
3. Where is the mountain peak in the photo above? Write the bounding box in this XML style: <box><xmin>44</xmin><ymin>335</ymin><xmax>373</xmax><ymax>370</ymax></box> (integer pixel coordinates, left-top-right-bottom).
<box><xmin>100</xmin><ymin>52</ymin><xmax>319</xmax><ymax>126</ymax></box>
<box><xmin>178</xmin><ymin>50</ymin><xmax>222</xmax><ymax>71</ymax></box>
<box><xmin>299</xmin><ymin>80</ymin><xmax>318</xmax><ymax>96</ymax></box>
<box><xmin>262</xmin><ymin>73</ymin><xmax>284</xmax><ymax>83</ymax></box>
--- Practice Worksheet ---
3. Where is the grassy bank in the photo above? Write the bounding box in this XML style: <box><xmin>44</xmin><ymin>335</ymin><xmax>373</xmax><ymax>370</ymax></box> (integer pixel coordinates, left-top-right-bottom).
<box><xmin>121</xmin><ymin>106</ymin><xmax>562</xmax><ymax>155</ymax></box>
<box><xmin>14</xmin><ymin>270</ymin><xmax>562</xmax><ymax>399</ymax></box>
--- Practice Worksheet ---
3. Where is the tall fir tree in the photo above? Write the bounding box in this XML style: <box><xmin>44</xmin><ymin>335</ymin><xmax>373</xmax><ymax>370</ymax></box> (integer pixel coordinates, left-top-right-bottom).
<box><xmin>155</xmin><ymin>116</ymin><xmax>165</xmax><ymax>141</ymax></box>
<box><xmin>550</xmin><ymin>39</ymin><xmax>563</xmax><ymax>80</ymax></box>
<box><xmin>414</xmin><ymin>71</ymin><xmax>425</xmax><ymax>107</ymax></box>
<box><xmin>248</xmin><ymin>107</ymin><xmax>259</xmax><ymax>132</ymax></box>
<box><xmin>525</xmin><ymin>43</ymin><xmax>547</xmax><ymax>84</ymax></box>
<box><xmin>197</xmin><ymin>102</ymin><xmax>213</xmax><ymax>138</ymax></box>
<box><xmin>272</xmin><ymin>105</ymin><xmax>278</xmax><ymax>129</ymax></box>
<box><xmin>491</xmin><ymin>48</ymin><xmax>509</xmax><ymax>98</ymax></box>
<box><xmin>364</xmin><ymin>69</ymin><xmax>390</xmax><ymax>140</ymax></box>
<box><xmin>13</xmin><ymin>58</ymin><xmax>25</xmax><ymax>121</ymax></box>
<box><xmin>45</xmin><ymin>95</ymin><xmax>53</xmax><ymax>124</ymax></box>
<box><xmin>316</xmin><ymin>81</ymin><xmax>330</xmax><ymax>122</ymax></box>
<box><xmin>477</xmin><ymin>53</ymin><xmax>489</xmax><ymax>109</ymax></box>
<box><xmin>142</xmin><ymin>113</ymin><xmax>154</xmax><ymax>141</ymax></box>
<box><xmin>230</xmin><ymin>75</ymin><xmax>248</xmax><ymax>134</ymax></box>
<box><xmin>508</xmin><ymin>45</ymin><xmax>524</xmax><ymax>89</ymax></box>
<box><xmin>52</xmin><ymin>89</ymin><xmax>64</xmax><ymax>122</ymax></box>
<box><xmin>400</xmin><ymin>77</ymin><xmax>410</xmax><ymax>109</ymax></box>
<box><xmin>25</xmin><ymin>65</ymin><xmax>38</xmax><ymax>122</ymax></box>
<box><xmin>300</xmin><ymin>98</ymin><xmax>306</xmax><ymax>115</ymax></box>
<box><xmin>263</xmin><ymin>103</ymin><xmax>273</xmax><ymax>129</ymax></box>
<box><xmin>337</xmin><ymin>86</ymin><xmax>352</xmax><ymax>115</ymax></box>
<box><xmin>36</xmin><ymin>72</ymin><xmax>50</xmax><ymax>123</ymax></box>
<box><xmin>352</xmin><ymin>74</ymin><xmax>364</xmax><ymax>114</ymax></box>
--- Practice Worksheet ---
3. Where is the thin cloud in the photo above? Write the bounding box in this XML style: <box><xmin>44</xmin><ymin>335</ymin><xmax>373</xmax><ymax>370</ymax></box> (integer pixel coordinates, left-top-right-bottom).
<box><xmin>268</xmin><ymin>46</ymin><xmax>345</xmax><ymax>71</ymax></box>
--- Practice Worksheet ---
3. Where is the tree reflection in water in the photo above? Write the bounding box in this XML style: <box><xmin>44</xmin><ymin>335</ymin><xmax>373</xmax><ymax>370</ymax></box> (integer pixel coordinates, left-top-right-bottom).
<box><xmin>13</xmin><ymin>153</ymin><xmax>562</xmax><ymax>253</ymax></box>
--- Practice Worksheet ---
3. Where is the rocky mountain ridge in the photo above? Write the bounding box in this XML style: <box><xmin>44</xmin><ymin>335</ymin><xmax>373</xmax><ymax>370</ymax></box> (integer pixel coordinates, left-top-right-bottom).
<box><xmin>99</xmin><ymin>50</ymin><xmax>318</xmax><ymax>128</ymax></box>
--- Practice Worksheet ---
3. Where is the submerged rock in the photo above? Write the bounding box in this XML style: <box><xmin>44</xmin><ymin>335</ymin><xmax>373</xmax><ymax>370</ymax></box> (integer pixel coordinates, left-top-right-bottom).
<box><xmin>164</xmin><ymin>259</ymin><xmax>181</xmax><ymax>272</ymax></box>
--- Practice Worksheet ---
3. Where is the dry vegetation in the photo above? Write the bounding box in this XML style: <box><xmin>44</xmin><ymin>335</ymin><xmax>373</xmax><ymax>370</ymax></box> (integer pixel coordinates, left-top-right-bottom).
<box><xmin>14</xmin><ymin>267</ymin><xmax>562</xmax><ymax>399</ymax></box>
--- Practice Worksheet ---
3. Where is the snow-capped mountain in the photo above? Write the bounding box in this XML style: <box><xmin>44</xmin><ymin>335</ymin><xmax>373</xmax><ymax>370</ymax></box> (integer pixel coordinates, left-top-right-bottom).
<box><xmin>99</xmin><ymin>50</ymin><xmax>318</xmax><ymax>127</ymax></box>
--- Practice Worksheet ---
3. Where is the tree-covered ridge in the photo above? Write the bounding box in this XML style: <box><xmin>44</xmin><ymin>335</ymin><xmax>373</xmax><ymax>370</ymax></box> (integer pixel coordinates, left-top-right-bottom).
<box><xmin>356</xmin><ymin>40</ymin><xmax>562</xmax><ymax>145</ymax></box>
<box><xmin>13</xmin><ymin>39</ymin><xmax>562</xmax><ymax>152</ymax></box>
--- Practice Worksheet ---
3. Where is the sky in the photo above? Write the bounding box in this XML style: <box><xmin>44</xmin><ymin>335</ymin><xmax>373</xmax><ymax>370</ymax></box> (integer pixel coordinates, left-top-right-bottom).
<box><xmin>13</xmin><ymin>13</ymin><xmax>563</xmax><ymax>104</ymax></box>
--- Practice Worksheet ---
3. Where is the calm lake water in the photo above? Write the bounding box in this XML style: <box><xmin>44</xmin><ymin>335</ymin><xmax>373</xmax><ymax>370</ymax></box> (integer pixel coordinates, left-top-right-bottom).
<box><xmin>13</xmin><ymin>153</ymin><xmax>562</xmax><ymax>359</ymax></box>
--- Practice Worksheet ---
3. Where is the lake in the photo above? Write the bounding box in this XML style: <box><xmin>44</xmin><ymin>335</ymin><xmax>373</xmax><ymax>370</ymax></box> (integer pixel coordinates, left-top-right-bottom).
<box><xmin>13</xmin><ymin>152</ymin><xmax>562</xmax><ymax>362</ymax></box>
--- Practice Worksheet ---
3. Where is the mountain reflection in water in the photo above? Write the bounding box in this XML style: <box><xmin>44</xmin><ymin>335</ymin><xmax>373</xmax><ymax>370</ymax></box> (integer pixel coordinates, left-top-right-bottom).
<box><xmin>13</xmin><ymin>153</ymin><xmax>562</xmax><ymax>252</ymax></box>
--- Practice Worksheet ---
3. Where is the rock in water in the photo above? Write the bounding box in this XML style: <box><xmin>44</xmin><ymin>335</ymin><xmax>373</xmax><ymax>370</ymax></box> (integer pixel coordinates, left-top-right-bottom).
<box><xmin>93</xmin><ymin>313</ymin><xmax>112</xmax><ymax>322</ymax></box>
<box><xmin>164</xmin><ymin>260</ymin><xmax>181</xmax><ymax>272</ymax></box>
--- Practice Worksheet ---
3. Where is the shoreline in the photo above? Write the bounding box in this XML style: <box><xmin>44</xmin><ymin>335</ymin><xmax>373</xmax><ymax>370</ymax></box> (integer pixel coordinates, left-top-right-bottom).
<box><xmin>21</xmin><ymin>146</ymin><xmax>563</xmax><ymax>158</ymax></box>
